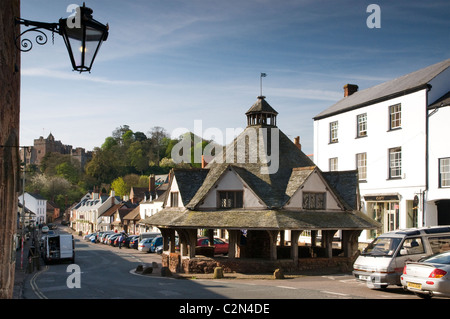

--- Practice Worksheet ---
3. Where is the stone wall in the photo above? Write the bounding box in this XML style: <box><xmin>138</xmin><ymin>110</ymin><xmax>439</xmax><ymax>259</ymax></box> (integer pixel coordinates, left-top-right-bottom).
<box><xmin>0</xmin><ymin>0</ymin><xmax>21</xmax><ymax>299</ymax></box>
<box><xmin>162</xmin><ymin>252</ymin><xmax>356</xmax><ymax>275</ymax></box>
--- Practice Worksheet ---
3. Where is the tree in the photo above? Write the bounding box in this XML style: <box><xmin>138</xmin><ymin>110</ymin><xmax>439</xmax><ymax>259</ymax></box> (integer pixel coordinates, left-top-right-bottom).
<box><xmin>127</xmin><ymin>141</ymin><xmax>148</xmax><ymax>174</ymax></box>
<box><xmin>148</xmin><ymin>126</ymin><xmax>169</xmax><ymax>165</ymax></box>
<box><xmin>56</xmin><ymin>162</ymin><xmax>79</xmax><ymax>184</ymax></box>
<box><xmin>111</xmin><ymin>177</ymin><xmax>128</xmax><ymax>198</ymax></box>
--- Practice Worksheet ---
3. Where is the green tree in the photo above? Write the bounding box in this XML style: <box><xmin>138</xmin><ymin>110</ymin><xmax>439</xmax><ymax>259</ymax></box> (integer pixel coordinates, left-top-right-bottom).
<box><xmin>111</xmin><ymin>177</ymin><xmax>128</xmax><ymax>198</ymax></box>
<box><xmin>56</xmin><ymin>162</ymin><xmax>79</xmax><ymax>184</ymax></box>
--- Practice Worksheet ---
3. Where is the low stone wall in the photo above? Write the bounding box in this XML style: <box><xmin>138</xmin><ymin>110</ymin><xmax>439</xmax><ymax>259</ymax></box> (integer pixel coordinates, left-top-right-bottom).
<box><xmin>162</xmin><ymin>252</ymin><xmax>356</xmax><ymax>274</ymax></box>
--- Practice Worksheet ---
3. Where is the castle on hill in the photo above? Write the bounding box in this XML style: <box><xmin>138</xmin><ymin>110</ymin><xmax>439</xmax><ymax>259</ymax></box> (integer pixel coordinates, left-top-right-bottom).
<box><xmin>20</xmin><ymin>133</ymin><xmax>92</xmax><ymax>168</ymax></box>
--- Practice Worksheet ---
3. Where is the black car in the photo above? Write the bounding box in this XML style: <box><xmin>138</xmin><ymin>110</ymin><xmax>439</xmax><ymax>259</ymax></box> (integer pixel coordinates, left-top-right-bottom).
<box><xmin>129</xmin><ymin>236</ymin><xmax>140</xmax><ymax>249</ymax></box>
<box><xmin>124</xmin><ymin>235</ymin><xmax>138</xmax><ymax>248</ymax></box>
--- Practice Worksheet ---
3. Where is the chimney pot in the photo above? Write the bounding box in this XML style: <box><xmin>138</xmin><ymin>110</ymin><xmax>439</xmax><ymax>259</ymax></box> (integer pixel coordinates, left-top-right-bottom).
<box><xmin>294</xmin><ymin>136</ymin><xmax>301</xmax><ymax>150</ymax></box>
<box><xmin>149</xmin><ymin>174</ymin><xmax>156</xmax><ymax>193</ymax></box>
<box><xmin>344</xmin><ymin>84</ymin><xmax>358</xmax><ymax>97</ymax></box>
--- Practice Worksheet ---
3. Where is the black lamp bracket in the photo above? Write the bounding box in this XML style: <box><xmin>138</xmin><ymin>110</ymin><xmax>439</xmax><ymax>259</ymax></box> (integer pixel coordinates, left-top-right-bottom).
<box><xmin>15</xmin><ymin>18</ymin><xmax>60</xmax><ymax>52</ymax></box>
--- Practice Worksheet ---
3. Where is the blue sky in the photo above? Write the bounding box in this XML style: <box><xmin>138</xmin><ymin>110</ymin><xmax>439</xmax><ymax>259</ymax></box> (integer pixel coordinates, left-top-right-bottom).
<box><xmin>19</xmin><ymin>0</ymin><xmax>449</xmax><ymax>155</ymax></box>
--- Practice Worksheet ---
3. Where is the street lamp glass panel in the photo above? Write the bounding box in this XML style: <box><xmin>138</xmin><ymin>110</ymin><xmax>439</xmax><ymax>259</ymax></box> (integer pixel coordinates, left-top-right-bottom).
<box><xmin>59</xmin><ymin>6</ymin><xmax>108</xmax><ymax>73</ymax></box>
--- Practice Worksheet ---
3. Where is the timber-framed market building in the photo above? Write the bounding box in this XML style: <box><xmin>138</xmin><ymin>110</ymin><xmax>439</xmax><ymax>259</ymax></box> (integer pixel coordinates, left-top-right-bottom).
<box><xmin>145</xmin><ymin>96</ymin><xmax>380</xmax><ymax>274</ymax></box>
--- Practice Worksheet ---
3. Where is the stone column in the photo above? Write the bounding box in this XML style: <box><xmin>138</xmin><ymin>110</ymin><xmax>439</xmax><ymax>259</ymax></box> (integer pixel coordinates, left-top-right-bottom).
<box><xmin>267</xmin><ymin>230</ymin><xmax>279</xmax><ymax>261</ymax></box>
<box><xmin>186</xmin><ymin>229</ymin><xmax>197</xmax><ymax>258</ymax></box>
<box><xmin>322</xmin><ymin>230</ymin><xmax>337</xmax><ymax>258</ymax></box>
<box><xmin>290</xmin><ymin>230</ymin><xmax>302</xmax><ymax>266</ymax></box>
<box><xmin>342</xmin><ymin>230</ymin><xmax>362</xmax><ymax>257</ymax></box>
<box><xmin>227</xmin><ymin>230</ymin><xmax>240</xmax><ymax>259</ymax></box>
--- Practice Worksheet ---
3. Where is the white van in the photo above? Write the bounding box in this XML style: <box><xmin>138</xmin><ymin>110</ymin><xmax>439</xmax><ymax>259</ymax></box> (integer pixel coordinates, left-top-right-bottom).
<box><xmin>353</xmin><ymin>226</ymin><xmax>450</xmax><ymax>289</ymax></box>
<box><xmin>42</xmin><ymin>234</ymin><xmax>75</xmax><ymax>264</ymax></box>
<box><xmin>139</xmin><ymin>232</ymin><xmax>161</xmax><ymax>242</ymax></box>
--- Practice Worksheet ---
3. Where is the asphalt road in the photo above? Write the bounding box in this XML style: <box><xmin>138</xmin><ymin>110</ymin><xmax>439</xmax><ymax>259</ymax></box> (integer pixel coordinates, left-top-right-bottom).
<box><xmin>22</xmin><ymin>228</ymin><xmax>424</xmax><ymax>301</ymax></box>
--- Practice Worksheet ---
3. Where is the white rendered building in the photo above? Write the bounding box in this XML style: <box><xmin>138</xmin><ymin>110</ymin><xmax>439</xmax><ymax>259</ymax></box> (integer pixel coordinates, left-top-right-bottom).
<box><xmin>313</xmin><ymin>59</ymin><xmax>450</xmax><ymax>241</ymax></box>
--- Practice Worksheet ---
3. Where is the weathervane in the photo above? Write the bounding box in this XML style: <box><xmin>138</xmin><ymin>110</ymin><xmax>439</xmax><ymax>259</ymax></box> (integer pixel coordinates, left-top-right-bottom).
<box><xmin>260</xmin><ymin>72</ymin><xmax>267</xmax><ymax>96</ymax></box>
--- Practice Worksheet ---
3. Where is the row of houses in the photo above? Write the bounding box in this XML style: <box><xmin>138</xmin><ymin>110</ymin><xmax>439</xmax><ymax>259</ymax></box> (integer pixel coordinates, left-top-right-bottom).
<box><xmin>18</xmin><ymin>192</ymin><xmax>60</xmax><ymax>226</ymax></box>
<box><xmin>313</xmin><ymin>58</ymin><xmax>450</xmax><ymax>242</ymax></box>
<box><xmin>69</xmin><ymin>175</ymin><xmax>168</xmax><ymax>235</ymax></box>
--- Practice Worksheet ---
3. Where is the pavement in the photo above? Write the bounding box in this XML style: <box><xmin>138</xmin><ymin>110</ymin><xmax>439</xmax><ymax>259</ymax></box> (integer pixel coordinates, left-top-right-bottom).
<box><xmin>13</xmin><ymin>236</ymin><xmax>32</xmax><ymax>299</ymax></box>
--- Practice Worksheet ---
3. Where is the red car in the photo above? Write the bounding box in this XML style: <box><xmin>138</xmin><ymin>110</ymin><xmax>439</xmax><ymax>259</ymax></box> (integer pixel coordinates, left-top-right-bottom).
<box><xmin>197</xmin><ymin>237</ymin><xmax>229</xmax><ymax>255</ymax></box>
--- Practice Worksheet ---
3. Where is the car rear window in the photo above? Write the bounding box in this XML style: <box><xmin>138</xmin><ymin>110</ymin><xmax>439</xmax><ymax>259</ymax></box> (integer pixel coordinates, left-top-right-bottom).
<box><xmin>425</xmin><ymin>252</ymin><xmax>450</xmax><ymax>264</ymax></box>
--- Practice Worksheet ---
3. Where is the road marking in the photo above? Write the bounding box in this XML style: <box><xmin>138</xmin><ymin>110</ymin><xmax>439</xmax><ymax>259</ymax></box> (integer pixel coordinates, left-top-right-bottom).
<box><xmin>30</xmin><ymin>265</ymin><xmax>49</xmax><ymax>299</ymax></box>
<box><xmin>320</xmin><ymin>290</ymin><xmax>350</xmax><ymax>297</ymax></box>
<box><xmin>276</xmin><ymin>286</ymin><xmax>297</xmax><ymax>290</ymax></box>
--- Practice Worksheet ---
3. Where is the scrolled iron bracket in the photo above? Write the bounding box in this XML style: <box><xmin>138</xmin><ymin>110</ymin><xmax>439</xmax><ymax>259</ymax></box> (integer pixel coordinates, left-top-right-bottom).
<box><xmin>15</xmin><ymin>18</ymin><xmax>60</xmax><ymax>52</ymax></box>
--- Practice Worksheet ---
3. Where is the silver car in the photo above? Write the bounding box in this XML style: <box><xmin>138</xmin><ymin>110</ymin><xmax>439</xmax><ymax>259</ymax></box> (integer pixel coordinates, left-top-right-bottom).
<box><xmin>401</xmin><ymin>251</ymin><xmax>450</xmax><ymax>299</ymax></box>
<box><xmin>138</xmin><ymin>238</ymin><xmax>153</xmax><ymax>252</ymax></box>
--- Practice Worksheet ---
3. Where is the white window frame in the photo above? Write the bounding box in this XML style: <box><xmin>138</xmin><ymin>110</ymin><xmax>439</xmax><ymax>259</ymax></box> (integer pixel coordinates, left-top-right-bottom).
<box><xmin>439</xmin><ymin>157</ymin><xmax>450</xmax><ymax>187</ymax></box>
<box><xmin>329</xmin><ymin>121</ymin><xmax>338</xmax><ymax>143</ymax></box>
<box><xmin>389</xmin><ymin>104</ymin><xmax>401</xmax><ymax>130</ymax></box>
<box><xmin>357</xmin><ymin>113</ymin><xmax>367</xmax><ymax>137</ymax></box>
<box><xmin>329</xmin><ymin>157</ymin><xmax>338</xmax><ymax>171</ymax></box>
<box><xmin>356</xmin><ymin>152</ymin><xmax>367</xmax><ymax>181</ymax></box>
<box><xmin>389</xmin><ymin>147</ymin><xmax>402</xmax><ymax>179</ymax></box>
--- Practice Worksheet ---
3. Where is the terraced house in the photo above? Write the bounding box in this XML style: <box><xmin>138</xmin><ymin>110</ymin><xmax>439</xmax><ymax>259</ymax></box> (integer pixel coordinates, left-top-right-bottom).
<box><xmin>146</xmin><ymin>96</ymin><xmax>379</xmax><ymax>274</ymax></box>
<box><xmin>313</xmin><ymin>59</ymin><xmax>450</xmax><ymax>242</ymax></box>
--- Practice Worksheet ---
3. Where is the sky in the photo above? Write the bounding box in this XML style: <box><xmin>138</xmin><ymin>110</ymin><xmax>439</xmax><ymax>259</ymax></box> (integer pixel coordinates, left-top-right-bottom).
<box><xmin>19</xmin><ymin>0</ymin><xmax>449</xmax><ymax>155</ymax></box>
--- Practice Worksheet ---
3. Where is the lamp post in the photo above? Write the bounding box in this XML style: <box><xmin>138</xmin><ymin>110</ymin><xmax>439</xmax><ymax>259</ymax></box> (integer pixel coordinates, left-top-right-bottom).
<box><xmin>15</xmin><ymin>3</ymin><xmax>109</xmax><ymax>72</ymax></box>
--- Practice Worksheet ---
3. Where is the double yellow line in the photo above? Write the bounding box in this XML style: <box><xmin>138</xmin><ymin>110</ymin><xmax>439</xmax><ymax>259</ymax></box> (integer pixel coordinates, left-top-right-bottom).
<box><xmin>30</xmin><ymin>265</ymin><xmax>49</xmax><ymax>299</ymax></box>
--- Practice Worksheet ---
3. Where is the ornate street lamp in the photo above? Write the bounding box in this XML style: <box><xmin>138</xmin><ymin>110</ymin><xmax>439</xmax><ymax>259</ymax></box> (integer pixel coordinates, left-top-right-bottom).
<box><xmin>15</xmin><ymin>3</ymin><xmax>109</xmax><ymax>73</ymax></box>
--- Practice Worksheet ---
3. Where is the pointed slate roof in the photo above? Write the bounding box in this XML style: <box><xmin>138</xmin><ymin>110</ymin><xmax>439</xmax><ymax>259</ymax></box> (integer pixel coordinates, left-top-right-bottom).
<box><xmin>186</xmin><ymin>125</ymin><xmax>315</xmax><ymax>209</ymax></box>
<box><xmin>146</xmin><ymin>96</ymin><xmax>380</xmax><ymax>231</ymax></box>
<box><xmin>245</xmin><ymin>95</ymin><xmax>279</xmax><ymax>115</ymax></box>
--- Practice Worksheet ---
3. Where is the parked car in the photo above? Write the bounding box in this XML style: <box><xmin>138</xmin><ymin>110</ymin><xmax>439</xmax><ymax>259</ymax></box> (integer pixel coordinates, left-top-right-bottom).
<box><xmin>129</xmin><ymin>236</ymin><xmax>141</xmax><ymax>249</ymax></box>
<box><xmin>149</xmin><ymin>236</ymin><xmax>163</xmax><ymax>253</ymax></box>
<box><xmin>150</xmin><ymin>236</ymin><xmax>179</xmax><ymax>253</ymax></box>
<box><xmin>107</xmin><ymin>233</ymin><xmax>121</xmax><ymax>245</ymax></box>
<box><xmin>84</xmin><ymin>232</ymin><xmax>96</xmax><ymax>241</ymax></box>
<box><xmin>353</xmin><ymin>226</ymin><xmax>450</xmax><ymax>289</ymax></box>
<box><xmin>138</xmin><ymin>238</ymin><xmax>154</xmax><ymax>252</ymax></box>
<box><xmin>401</xmin><ymin>251</ymin><xmax>450</xmax><ymax>299</ymax></box>
<box><xmin>113</xmin><ymin>233</ymin><xmax>128</xmax><ymax>247</ymax></box>
<box><xmin>99</xmin><ymin>232</ymin><xmax>114</xmax><ymax>244</ymax></box>
<box><xmin>197</xmin><ymin>237</ymin><xmax>229</xmax><ymax>255</ymax></box>
<box><xmin>124</xmin><ymin>235</ymin><xmax>139</xmax><ymax>248</ymax></box>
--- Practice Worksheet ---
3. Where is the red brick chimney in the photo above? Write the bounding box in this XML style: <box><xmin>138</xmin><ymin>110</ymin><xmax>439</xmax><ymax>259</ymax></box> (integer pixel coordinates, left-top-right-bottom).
<box><xmin>149</xmin><ymin>174</ymin><xmax>156</xmax><ymax>193</ymax></box>
<box><xmin>344</xmin><ymin>84</ymin><xmax>358</xmax><ymax>97</ymax></box>
<box><xmin>294</xmin><ymin>136</ymin><xmax>301</xmax><ymax>150</ymax></box>
<box><xmin>202</xmin><ymin>155</ymin><xmax>207</xmax><ymax>168</ymax></box>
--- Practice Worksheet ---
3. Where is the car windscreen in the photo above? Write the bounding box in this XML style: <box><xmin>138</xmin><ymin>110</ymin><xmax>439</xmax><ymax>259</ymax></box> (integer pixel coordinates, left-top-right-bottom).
<box><xmin>362</xmin><ymin>237</ymin><xmax>402</xmax><ymax>257</ymax></box>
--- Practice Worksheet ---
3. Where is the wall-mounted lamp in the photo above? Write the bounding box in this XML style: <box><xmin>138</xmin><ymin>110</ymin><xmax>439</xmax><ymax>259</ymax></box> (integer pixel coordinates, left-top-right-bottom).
<box><xmin>15</xmin><ymin>3</ymin><xmax>109</xmax><ymax>73</ymax></box>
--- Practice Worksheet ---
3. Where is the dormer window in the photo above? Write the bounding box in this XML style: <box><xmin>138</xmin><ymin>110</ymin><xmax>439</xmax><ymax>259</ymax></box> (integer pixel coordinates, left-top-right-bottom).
<box><xmin>170</xmin><ymin>192</ymin><xmax>179</xmax><ymax>207</ymax></box>
<box><xmin>218</xmin><ymin>191</ymin><xmax>243</xmax><ymax>208</ymax></box>
<box><xmin>302</xmin><ymin>192</ymin><xmax>325</xmax><ymax>210</ymax></box>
